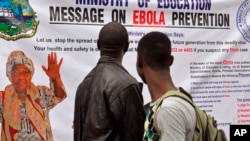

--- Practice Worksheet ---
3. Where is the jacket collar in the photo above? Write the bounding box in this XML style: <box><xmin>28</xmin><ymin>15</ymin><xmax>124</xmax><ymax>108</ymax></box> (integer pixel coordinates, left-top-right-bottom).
<box><xmin>98</xmin><ymin>56</ymin><xmax>128</xmax><ymax>73</ymax></box>
<box><xmin>98</xmin><ymin>56</ymin><xmax>120</xmax><ymax>65</ymax></box>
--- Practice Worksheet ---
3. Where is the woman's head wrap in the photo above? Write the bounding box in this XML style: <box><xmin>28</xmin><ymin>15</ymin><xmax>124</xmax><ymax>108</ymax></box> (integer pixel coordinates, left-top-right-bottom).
<box><xmin>6</xmin><ymin>50</ymin><xmax>34</xmax><ymax>80</ymax></box>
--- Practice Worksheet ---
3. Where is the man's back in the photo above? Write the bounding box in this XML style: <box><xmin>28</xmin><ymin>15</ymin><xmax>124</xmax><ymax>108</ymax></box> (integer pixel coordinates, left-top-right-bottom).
<box><xmin>74</xmin><ymin>56</ymin><xmax>145</xmax><ymax>141</ymax></box>
<box><xmin>156</xmin><ymin>96</ymin><xmax>196</xmax><ymax>141</ymax></box>
<box><xmin>143</xmin><ymin>90</ymin><xmax>196</xmax><ymax>141</ymax></box>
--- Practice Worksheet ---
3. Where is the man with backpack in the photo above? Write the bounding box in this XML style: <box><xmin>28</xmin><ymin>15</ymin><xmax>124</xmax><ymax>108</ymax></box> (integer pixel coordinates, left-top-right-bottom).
<box><xmin>136</xmin><ymin>31</ymin><xmax>196</xmax><ymax>141</ymax></box>
<box><xmin>136</xmin><ymin>31</ymin><xmax>228</xmax><ymax>141</ymax></box>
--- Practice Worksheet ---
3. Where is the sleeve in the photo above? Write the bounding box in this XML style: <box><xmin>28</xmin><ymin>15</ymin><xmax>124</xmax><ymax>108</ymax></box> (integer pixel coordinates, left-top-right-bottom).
<box><xmin>38</xmin><ymin>81</ymin><xmax>66</xmax><ymax>110</ymax></box>
<box><xmin>156</xmin><ymin>101</ymin><xmax>186</xmax><ymax>141</ymax></box>
<box><xmin>109</xmin><ymin>84</ymin><xmax>146</xmax><ymax>141</ymax></box>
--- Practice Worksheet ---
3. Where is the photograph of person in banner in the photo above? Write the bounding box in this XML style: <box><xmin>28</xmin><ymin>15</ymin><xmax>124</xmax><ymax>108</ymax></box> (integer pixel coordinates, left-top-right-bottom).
<box><xmin>0</xmin><ymin>50</ymin><xmax>67</xmax><ymax>141</ymax></box>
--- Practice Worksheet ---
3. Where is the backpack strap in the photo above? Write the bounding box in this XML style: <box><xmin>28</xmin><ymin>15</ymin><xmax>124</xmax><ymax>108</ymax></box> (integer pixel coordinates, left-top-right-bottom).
<box><xmin>153</xmin><ymin>88</ymin><xmax>196</xmax><ymax>137</ymax></box>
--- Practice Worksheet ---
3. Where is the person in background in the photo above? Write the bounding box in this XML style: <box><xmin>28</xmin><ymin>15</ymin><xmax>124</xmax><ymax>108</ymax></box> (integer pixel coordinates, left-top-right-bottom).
<box><xmin>73</xmin><ymin>21</ymin><xmax>145</xmax><ymax>141</ymax></box>
<box><xmin>0</xmin><ymin>50</ymin><xmax>67</xmax><ymax>141</ymax></box>
<box><xmin>136</xmin><ymin>31</ymin><xmax>196</xmax><ymax>141</ymax></box>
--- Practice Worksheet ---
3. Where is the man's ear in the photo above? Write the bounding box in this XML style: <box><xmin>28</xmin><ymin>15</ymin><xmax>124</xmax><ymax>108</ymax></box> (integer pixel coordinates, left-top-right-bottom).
<box><xmin>169</xmin><ymin>55</ymin><xmax>174</xmax><ymax>66</ymax></box>
<box><xmin>97</xmin><ymin>39</ymin><xmax>100</xmax><ymax>50</ymax></box>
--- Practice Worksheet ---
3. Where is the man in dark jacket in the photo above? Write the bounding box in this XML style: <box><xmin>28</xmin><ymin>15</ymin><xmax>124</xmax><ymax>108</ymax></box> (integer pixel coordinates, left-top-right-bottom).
<box><xmin>73</xmin><ymin>22</ymin><xmax>146</xmax><ymax>141</ymax></box>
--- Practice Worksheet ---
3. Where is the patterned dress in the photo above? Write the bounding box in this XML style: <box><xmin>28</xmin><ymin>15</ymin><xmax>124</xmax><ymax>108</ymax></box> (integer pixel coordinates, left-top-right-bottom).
<box><xmin>0</xmin><ymin>82</ymin><xmax>66</xmax><ymax>141</ymax></box>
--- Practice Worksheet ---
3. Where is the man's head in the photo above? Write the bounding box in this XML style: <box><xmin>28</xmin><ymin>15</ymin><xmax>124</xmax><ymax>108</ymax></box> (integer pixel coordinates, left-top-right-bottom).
<box><xmin>136</xmin><ymin>31</ymin><xmax>173</xmax><ymax>82</ymax></box>
<box><xmin>6</xmin><ymin>50</ymin><xmax>34</xmax><ymax>93</ymax></box>
<box><xmin>97</xmin><ymin>22</ymin><xmax>129</xmax><ymax>58</ymax></box>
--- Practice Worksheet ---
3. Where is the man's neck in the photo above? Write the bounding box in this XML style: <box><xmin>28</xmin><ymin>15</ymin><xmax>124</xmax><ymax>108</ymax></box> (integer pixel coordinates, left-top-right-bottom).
<box><xmin>145</xmin><ymin>70</ymin><xmax>176</xmax><ymax>102</ymax></box>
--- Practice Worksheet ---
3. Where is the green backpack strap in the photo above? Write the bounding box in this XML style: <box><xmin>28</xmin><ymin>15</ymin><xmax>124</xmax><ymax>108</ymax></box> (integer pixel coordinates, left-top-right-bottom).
<box><xmin>153</xmin><ymin>89</ymin><xmax>208</xmax><ymax>139</ymax></box>
<box><xmin>153</xmin><ymin>89</ymin><xmax>195</xmax><ymax>136</ymax></box>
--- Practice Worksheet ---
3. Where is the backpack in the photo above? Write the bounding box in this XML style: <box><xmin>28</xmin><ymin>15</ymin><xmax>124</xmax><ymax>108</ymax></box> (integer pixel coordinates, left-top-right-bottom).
<box><xmin>153</xmin><ymin>88</ymin><xmax>228</xmax><ymax>141</ymax></box>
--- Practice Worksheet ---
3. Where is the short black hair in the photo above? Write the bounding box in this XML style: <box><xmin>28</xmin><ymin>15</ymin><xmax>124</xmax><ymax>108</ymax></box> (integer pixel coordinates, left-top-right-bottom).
<box><xmin>137</xmin><ymin>31</ymin><xmax>172</xmax><ymax>70</ymax></box>
<box><xmin>98</xmin><ymin>22</ymin><xmax>128</xmax><ymax>53</ymax></box>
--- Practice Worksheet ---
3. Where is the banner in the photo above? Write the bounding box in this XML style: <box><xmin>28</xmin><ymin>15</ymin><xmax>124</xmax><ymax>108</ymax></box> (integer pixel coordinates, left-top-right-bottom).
<box><xmin>0</xmin><ymin>0</ymin><xmax>250</xmax><ymax>140</ymax></box>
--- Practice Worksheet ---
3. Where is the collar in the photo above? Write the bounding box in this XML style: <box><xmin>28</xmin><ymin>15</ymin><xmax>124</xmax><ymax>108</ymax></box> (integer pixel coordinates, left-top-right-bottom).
<box><xmin>98</xmin><ymin>56</ymin><xmax>119</xmax><ymax>64</ymax></box>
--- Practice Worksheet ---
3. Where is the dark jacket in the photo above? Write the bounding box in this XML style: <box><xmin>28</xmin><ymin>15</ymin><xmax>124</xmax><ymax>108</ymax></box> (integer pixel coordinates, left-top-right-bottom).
<box><xmin>74</xmin><ymin>56</ymin><xmax>146</xmax><ymax>141</ymax></box>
